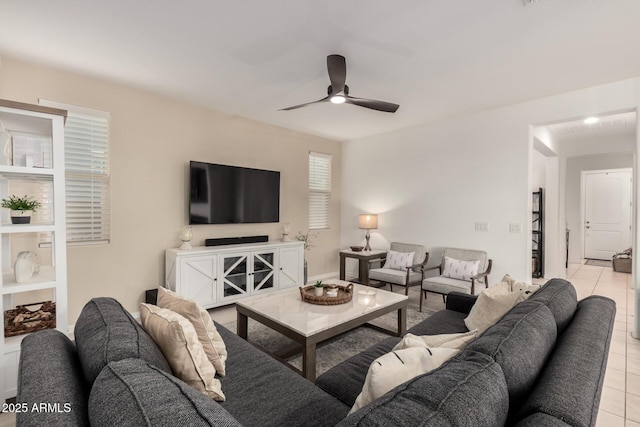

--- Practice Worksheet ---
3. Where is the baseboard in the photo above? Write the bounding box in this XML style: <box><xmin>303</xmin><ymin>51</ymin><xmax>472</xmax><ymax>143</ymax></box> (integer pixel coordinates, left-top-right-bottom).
<box><xmin>308</xmin><ymin>271</ymin><xmax>339</xmax><ymax>284</ymax></box>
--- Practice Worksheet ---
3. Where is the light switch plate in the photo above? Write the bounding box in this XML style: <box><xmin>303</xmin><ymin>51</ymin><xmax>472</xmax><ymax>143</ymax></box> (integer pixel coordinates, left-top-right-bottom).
<box><xmin>475</xmin><ymin>222</ymin><xmax>489</xmax><ymax>232</ymax></box>
<box><xmin>509</xmin><ymin>223</ymin><xmax>522</xmax><ymax>233</ymax></box>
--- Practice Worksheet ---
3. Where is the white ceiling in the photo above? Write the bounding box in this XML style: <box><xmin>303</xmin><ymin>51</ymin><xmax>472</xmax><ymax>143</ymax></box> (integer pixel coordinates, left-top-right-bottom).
<box><xmin>546</xmin><ymin>112</ymin><xmax>637</xmax><ymax>142</ymax></box>
<box><xmin>1</xmin><ymin>0</ymin><xmax>640</xmax><ymax>142</ymax></box>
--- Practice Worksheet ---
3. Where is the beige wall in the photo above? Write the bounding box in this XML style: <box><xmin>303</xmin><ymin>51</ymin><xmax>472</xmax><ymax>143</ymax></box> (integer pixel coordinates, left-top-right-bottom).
<box><xmin>0</xmin><ymin>56</ymin><xmax>341</xmax><ymax>323</ymax></box>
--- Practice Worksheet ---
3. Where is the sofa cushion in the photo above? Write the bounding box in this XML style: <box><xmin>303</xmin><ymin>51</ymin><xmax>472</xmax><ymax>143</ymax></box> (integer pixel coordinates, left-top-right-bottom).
<box><xmin>338</xmin><ymin>350</ymin><xmax>509</xmax><ymax>427</ymax></box>
<box><xmin>74</xmin><ymin>298</ymin><xmax>172</xmax><ymax>385</ymax></box>
<box><xmin>528</xmin><ymin>278</ymin><xmax>577</xmax><ymax>333</ymax></box>
<box><xmin>350</xmin><ymin>346</ymin><xmax>459</xmax><ymax>414</ymax></box>
<box><xmin>514</xmin><ymin>296</ymin><xmax>616</xmax><ymax>427</ymax></box>
<box><xmin>157</xmin><ymin>286</ymin><xmax>227</xmax><ymax>376</ymax></box>
<box><xmin>515</xmin><ymin>412</ymin><xmax>573</xmax><ymax>426</ymax></box>
<box><xmin>464</xmin><ymin>300</ymin><xmax>557</xmax><ymax>420</ymax></box>
<box><xmin>315</xmin><ymin>336</ymin><xmax>399</xmax><ymax>407</ymax></box>
<box><xmin>407</xmin><ymin>309</ymin><xmax>469</xmax><ymax>336</ymax></box>
<box><xmin>316</xmin><ymin>309</ymin><xmax>470</xmax><ymax>407</ymax></box>
<box><xmin>216</xmin><ymin>323</ymin><xmax>349</xmax><ymax>426</ymax></box>
<box><xmin>140</xmin><ymin>303</ymin><xmax>224</xmax><ymax>401</ymax></box>
<box><xmin>88</xmin><ymin>358</ymin><xmax>241</xmax><ymax>427</ymax></box>
<box><xmin>17</xmin><ymin>329</ymin><xmax>89</xmax><ymax>427</ymax></box>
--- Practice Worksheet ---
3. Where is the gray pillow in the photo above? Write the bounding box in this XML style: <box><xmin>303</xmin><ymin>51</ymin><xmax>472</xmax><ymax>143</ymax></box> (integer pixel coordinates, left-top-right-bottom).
<box><xmin>74</xmin><ymin>297</ymin><xmax>171</xmax><ymax>385</ymax></box>
<box><xmin>89</xmin><ymin>358</ymin><xmax>241</xmax><ymax>427</ymax></box>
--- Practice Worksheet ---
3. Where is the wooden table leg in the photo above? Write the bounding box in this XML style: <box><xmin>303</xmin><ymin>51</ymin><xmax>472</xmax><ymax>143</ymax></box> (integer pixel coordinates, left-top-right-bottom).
<box><xmin>237</xmin><ymin>311</ymin><xmax>248</xmax><ymax>339</ymax></box>
<box><xmin>340</xmin><ymin>253</ymin><xmax>346</xmax><ymax>280</ymax></box>
<box><xmin>397</xmin><ymin>306</ymin><xmax>407</xmax><ymax>336</ymax></box>
<box><xmin>302</xmin><ymin>340</ymin><xmax>317</xmax><ymax>381</ymax></box>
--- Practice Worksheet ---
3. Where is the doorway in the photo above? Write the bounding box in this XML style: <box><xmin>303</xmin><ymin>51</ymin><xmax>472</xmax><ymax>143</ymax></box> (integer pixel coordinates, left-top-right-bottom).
<box><xmin>582</xmin><ymin>168</ymin><xmax>632</xmax><ymax>260</ymax></box>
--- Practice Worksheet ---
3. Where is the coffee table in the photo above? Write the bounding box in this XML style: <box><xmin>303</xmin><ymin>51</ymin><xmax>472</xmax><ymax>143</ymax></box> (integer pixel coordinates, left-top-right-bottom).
<box><xmin>236</xmin><ymin>280</ymin><xmax>408</xmax><ymax>381</ymax></box>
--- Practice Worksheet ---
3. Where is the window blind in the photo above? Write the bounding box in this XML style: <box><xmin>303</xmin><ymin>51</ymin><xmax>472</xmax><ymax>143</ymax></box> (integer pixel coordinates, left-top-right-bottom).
<box><xmin>39</xmin><ymin>100</ymin><xmax>111</xmax><ymax>244</ymax></box>
<box><xmin>309</xmin><ymin>152</ymin><xmax>331</xmax><ymax>230</ymax></box>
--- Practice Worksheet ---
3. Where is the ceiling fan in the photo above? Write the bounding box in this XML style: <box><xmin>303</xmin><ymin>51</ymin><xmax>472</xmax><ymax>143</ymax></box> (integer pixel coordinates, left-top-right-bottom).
<box><xmin>280</xmin><ymin>54</ymin><xmax>400</xmax><ymax>113</ymax></box>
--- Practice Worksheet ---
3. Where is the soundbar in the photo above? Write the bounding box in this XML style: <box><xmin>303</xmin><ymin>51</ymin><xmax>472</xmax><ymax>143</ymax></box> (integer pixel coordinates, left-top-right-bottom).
<box><xmin>205</xmin><ymin>235</ymin><xmax>269</xmax><ymax>247</ymax></box>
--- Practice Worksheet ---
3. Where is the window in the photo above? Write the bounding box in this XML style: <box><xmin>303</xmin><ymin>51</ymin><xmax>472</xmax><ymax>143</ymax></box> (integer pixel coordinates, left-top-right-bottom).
<box><xmin>40</xmin><ymin>100</ymin><xmax>111</xmax><ymax>244</ymax></box>
<box><xmin>308</xmin><ymin>152</ymin><xmax>331</xmax><ymax>230</ymax></box>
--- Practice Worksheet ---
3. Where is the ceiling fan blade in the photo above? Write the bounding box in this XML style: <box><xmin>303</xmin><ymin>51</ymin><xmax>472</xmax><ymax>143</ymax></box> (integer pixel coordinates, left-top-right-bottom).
<box><xmin>327</xmin><ymin>55</ymin><xmax>346</xmax><ymax>94</ymax></box>
<box><xmin>345</xmin><ymin>96</ymin><xmax>400</xmax><ymax>113</ymax></box>
<box><xmin>279</xmin><ymin>96</ymin><xmax>329</xmax><ymax>111</ymax></box>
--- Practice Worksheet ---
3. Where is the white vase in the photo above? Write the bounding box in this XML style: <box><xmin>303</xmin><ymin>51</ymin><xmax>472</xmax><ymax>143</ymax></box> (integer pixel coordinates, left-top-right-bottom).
<box><xmin>314</xmin><ymin>286</ymin><xmax>324</xmax><ymax>297</ymax></box>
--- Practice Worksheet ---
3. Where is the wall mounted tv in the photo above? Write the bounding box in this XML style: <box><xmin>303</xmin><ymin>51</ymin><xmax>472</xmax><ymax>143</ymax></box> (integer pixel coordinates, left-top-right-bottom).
<box><xmin>189</xmin><ymin>161</ymin><xmax>280</xmax><ymax>225</ymax></box>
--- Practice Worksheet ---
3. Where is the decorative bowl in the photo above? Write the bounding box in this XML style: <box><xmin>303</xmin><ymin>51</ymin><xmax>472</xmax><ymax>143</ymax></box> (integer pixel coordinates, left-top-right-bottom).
<box><xmin>350</xmin><ymin>245</ymin><xmax>364</xmax><ymax>252</ymax></box>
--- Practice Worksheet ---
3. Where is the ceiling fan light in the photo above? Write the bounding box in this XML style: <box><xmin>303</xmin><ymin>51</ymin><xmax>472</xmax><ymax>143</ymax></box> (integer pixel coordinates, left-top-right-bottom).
<box><xmin>330</xmin><ymin>95</ymin><xmax>346</xmax><ymax>104</ymax></box>
<box><xmin>584</xmin><ymin>117</ymin><xmax>599</xmax><ymax>124</ymax></box>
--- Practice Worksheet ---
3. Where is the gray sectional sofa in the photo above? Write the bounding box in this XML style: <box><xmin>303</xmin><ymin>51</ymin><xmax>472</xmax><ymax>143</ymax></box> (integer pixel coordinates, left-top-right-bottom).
<box><xmin>17</xmin><ymin>278</ymin><xmax>615</xmax><ymax>426</ymax></box>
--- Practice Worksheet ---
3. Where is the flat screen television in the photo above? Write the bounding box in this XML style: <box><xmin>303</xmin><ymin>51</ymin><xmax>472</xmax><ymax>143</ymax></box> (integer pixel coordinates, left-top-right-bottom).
<box><xmin>189</xmin><ymin>161</ymin><xmax>280</xmax><ymax>224</ymax></box>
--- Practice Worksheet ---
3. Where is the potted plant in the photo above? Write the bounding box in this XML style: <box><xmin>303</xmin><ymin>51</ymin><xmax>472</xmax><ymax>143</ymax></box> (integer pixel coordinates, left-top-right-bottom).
<box><xmin>313</xmin><ymin>280</ymin><xmax>324</xmax><ymax>296</ymax></box>
<box><xmin>1</xmin><ymin>195</ymin><xmax>41</xmax><ymax>224</ymax></box>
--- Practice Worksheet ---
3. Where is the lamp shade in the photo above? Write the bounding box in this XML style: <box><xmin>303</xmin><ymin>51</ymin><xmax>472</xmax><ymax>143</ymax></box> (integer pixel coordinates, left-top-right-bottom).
<box><xmin>358</xmin><ymin>214</ymin><xmax>378</xmax><ymax>230</ymax></box>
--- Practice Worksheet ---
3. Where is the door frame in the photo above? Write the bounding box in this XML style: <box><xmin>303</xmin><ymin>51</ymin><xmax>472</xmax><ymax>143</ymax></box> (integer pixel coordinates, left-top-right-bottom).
<box><xmin>580</xmin><ymin>167</ymin><xmax>633</xmax><ymax>260</ymax></box>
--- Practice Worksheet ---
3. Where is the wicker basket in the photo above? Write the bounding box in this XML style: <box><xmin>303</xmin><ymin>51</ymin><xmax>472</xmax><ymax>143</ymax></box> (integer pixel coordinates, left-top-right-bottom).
<box><xmin>299</xmin><ymin>283</ymin><xmax>354</xmax><ymax>305</ymax></box>
<box><xmin>4</xmin><ymin>301</ymin><xmax>56</xmax><ymax>337</ymax></box>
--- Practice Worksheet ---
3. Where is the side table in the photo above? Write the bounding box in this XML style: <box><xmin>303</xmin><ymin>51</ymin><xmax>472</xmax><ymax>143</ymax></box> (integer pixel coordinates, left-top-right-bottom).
<box><xmin>339</xmin><ymin>249</ymin><xmax>387</xmax><ymax>285</ymax></box>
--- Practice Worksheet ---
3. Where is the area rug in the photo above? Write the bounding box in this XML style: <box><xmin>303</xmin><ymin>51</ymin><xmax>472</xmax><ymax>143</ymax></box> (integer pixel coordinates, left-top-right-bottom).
<box><xmin>585</xmin><ymin>259</ymin><xmax>612</xmax><ymax>267</ymax></box>
<box><xmin>225</xmin><ymin>303</ymin><xmax>437</xmax><ymax>377</ymax></box>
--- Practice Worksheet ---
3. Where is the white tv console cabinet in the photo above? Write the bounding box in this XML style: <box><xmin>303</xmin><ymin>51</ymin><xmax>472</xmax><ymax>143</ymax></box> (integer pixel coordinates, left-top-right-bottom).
<box><xmin>165</xmin><ymin>240</ymin><xmax>304</xmax><ymax>309</ymax></box>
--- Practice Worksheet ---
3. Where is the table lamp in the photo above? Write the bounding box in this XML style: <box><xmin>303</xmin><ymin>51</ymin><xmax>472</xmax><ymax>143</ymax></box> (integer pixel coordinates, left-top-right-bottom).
<box><xmin>358</xmin><ymin>214</ymin><xmax>378</xmax><ymax>251</ymax></box>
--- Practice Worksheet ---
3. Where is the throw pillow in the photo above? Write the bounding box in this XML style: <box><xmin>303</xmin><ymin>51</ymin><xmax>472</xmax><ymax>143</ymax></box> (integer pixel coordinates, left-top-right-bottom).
<box><xmin>140</xmin><ymin>304</ymin><xmax>225</xmax><ymax>401</ymax></box>
<box><xmin>464</xmin><ymin>284</ymin><xmax>523</xmax><ymax>334</ymax></box>
<box><xmin>349</xmin><ymin>347</ymin><xmax>459</xmax><ymax>414</ymax></box>
<box><xmin>383</xmin><ymin>250</ymin><xmax>415</xmax><ymax>270</ymax></box>
<box><xmin>156</xmin><ymin>287</ymin><xmax>227</xmax><ymax>376</ymax></box>
<box><xmin>501</xmin><ymin>274</ymin><xmax>540</xmax><ymax>299</ymax></box>
<box><xmin>442</xmin><ymin>256</ymin><xmax>481</xmax><ymax>281</ymax></box>
<box><xmin>392</xmin><ymin>330</ymin><xmax>478</xmax><ymax>352</ymax></box>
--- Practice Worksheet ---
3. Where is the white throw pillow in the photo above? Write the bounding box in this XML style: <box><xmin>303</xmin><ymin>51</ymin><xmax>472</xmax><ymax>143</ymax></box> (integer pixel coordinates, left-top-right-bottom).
<box><xmin>140</xmin><ymin>304</ymin><xmax>225</xmax><ymax>401</ymax></box>
<box><xmin>349</xmin><ymin>347</ymin><xmax>459</xmax><ymax>414</ymax></box>
<box><xmin>157</xmin><ymin>287</ymin><xmax>228</xmax><ymax>376</ymax></box>
<box><xmin>392</xmin><ymin>330</ymin><xmax>478</xmax><ymax>352</ymax></box>
<box><xmin>442</xmin><ymin>256</ymin><xmax>481</xmax><ymax>281</ymax></box>
<box><xmin>500</xmin><ymin>274</ymin><xmax>540</xmax><ymax>299</ymax></box>
<box><xmin>464</xmin><ymin>284</ymin><xmax>523</xmax><ymax>334</ymax></box>
<box><xmin>383</xmin><ymin>250</ymin><xmax>415</xmax><ymax>271</ymax></box>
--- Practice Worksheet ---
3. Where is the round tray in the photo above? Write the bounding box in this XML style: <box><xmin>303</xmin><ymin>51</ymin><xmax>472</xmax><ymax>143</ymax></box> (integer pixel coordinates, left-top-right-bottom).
<box><xmin>299</xmin><ymin>283</ymin><xmax>354</xmax><ymax>305</ymax></box>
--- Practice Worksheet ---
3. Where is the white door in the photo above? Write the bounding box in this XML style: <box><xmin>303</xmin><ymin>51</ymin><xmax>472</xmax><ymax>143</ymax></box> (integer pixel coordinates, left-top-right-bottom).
<box><xmin>584</xmin><ymin>169</ymin><xmax>632</xmax><ymax>260</ymax></box>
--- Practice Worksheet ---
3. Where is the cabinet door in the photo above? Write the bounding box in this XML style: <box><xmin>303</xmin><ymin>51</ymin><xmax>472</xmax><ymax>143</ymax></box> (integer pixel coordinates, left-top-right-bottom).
<box><xmin>179</xmin><ymin>256</ymin><xmax>217</xmax><ymax>307</ymax></box>
<box><xmin>2</xmin><ymin>350</ymin><xmax>19</xmax><ymax>399</ymax></box>
<box><xmin>252</xmin><ymin>250</ymin><xmax>275</xmax><ymax>293</ymax></box>
<box><xmin>278</xmin><ymin>246</ymin><xmax>302</xmax><ymax>289</ymax></box>
<box><xmin>220</xmin><ymin>253</ymin><xmax>250</xmax><ymax>301</ymax></box>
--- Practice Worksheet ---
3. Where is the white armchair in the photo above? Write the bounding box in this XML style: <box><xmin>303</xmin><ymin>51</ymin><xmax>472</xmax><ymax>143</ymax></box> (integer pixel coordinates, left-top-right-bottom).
<box><xmin>367</xmin><ymin>242</ymin><xmax>429</xmax><ymax>296</ymax></box>
<box><xmin>420</xmin><ymin>248</ymin><xmax>492</xmax><ymax>312</ymax></box>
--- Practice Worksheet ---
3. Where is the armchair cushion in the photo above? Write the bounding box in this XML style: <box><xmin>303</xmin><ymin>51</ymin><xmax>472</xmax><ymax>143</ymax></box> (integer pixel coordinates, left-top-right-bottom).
<box><xmin>442</xmin><ymin>257</ymin><xmax>480</xmax><ymax>281</ymax></box>
<box><xmin>383</xmin><ymin>250</ymin><xmax>416</xmax><ymax>271</ymax></box>
<box><xmin>369</xmin><ymin>268</ymin><xmax>422</xmax><ymax>286</ymax></box>
<box><xmin>422</xmin><ymin>276</ymin><xmax>482</xmax><ymax>295</ymax></box>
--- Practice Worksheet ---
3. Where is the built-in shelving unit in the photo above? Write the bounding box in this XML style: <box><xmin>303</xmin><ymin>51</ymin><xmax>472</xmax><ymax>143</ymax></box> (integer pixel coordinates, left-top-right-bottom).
<box><xmin>532</xmin><ymin>188</ymin><xmax>544</xmax><ymax>278</ymax></box>
<box><xmin>0</xmin><ymin>99</ymin><xmax>68</xmax><ymax>399</ymax></box>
